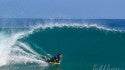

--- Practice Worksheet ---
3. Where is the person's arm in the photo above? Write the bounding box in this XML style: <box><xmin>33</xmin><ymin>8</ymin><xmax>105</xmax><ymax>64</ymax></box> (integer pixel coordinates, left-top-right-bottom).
<box><xmin>55</xmin><ymin>58</ymin><xmax>60</xmax><ymax>63</ymax></box>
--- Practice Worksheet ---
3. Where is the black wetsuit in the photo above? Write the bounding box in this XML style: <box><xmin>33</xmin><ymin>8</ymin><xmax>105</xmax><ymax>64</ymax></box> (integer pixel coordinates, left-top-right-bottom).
<box><xmin>47</xmin><ymin>56</ymin><xmax>60</xmax><ymax>63</ymax></box>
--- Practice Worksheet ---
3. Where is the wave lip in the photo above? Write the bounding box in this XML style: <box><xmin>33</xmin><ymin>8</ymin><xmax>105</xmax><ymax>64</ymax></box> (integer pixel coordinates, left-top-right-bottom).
<box><xmin>31</xmin><ymin>23</ymin><xmax>125</xmax><ymax>32</ymax></box>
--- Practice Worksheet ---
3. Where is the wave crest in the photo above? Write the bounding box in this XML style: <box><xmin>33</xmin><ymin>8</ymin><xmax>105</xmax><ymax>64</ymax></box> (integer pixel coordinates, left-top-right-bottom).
<box><xmin>30</xmin><ymin>23</ymin><xmax>125</xmax><ymax>33</ymax></box>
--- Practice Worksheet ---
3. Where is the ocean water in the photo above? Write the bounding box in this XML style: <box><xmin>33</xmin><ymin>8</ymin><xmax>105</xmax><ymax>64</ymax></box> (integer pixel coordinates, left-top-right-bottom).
<box><xmin>0</xmin><ymin>19</ymin><xmax>125</xmax><ymax>70</ymax></box>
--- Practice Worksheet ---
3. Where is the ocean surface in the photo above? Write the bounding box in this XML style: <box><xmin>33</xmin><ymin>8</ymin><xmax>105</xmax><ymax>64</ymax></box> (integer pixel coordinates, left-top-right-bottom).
<box><xmin>0</xmin><ymin>19</ymin><xmax>125</xmax><ymax>70</ymax></box>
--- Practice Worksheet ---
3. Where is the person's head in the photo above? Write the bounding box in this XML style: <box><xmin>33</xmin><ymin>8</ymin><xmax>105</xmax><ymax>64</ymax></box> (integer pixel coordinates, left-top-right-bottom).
<box><xmin>58</xmin><ymin>54</ymin><xmax>62</xmax><ymax>58</ymax></box>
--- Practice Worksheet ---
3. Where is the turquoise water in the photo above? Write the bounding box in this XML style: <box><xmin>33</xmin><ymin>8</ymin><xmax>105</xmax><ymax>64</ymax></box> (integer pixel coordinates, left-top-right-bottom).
<box><xmin>0</xmin><ymin>19</ymin><xmax>125</xmax><ymax>70</ymax></box>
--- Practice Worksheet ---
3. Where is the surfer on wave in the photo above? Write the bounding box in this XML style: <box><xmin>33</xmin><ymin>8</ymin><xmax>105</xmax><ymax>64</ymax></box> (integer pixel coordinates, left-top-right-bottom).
<box><xmin>44</xmin><ymin>54</ymin><xmax>62</xmax><ymax>64</ymax></box>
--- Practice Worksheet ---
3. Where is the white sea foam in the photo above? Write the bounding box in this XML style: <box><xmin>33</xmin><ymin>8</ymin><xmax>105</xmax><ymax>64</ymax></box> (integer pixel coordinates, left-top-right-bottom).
<box><xmin>30</xmin><ymin>23</ymin><xmax>124</xmax><ymax>33</ymax></box>
<box><xmin>0</xmin><ymin>31</ymin><xmax>48</xmax><ymax>67</ymax></box>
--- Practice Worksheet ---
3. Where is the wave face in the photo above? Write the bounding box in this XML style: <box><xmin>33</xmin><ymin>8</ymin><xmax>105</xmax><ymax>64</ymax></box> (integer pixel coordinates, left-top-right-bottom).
<box><xmin>0</xmin><ymin>19</ymin><xmax>125</xmax><ymax>70</ymax></box>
